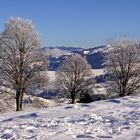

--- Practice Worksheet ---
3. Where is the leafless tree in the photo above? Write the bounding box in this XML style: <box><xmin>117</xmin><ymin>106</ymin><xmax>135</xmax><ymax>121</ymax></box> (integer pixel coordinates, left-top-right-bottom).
<box><xmin>0</xmin><ymin>17</ymin><xmax>48</xmax><ymax>111</ymax></box>
<box><xmin>56</xmin><ymin>54</ymin><xmax>95</xmax><ymax>104</ymax></box>
<box><xmin>105</xmin><ymin>39</ymin><xmax>140</xmax><ymax>97</ymax></box>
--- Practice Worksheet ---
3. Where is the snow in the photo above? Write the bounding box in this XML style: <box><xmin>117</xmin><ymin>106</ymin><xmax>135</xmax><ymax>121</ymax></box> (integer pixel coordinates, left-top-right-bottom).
<box><xmin>47</xmin><ymin>48</ymin><xmax>69</xmax><ymax>57</ymax></box>
<box><xmin>84</xmin><ymin>50</ymin><xmax>90</xmax><ymax>55</ymax></box>
<box><xmin>47</xmin><ymin>69</ymin><xmax>104</xmax><ymax>91</ymax></box>
<box><xmin>47</xmin><ymin>71</ymin><xmax>56</xmax><ymax>82</ymax></box>
<box><xmin>0</xmin><ymin>95</ymin><xmax>140</xmax><ymax>140</ymax></box>
<box><xmin>47</xmin><ymin>69</ymin><xmax>104</xmax><ymax>81</ymax></box>
<box><xmin>91</xmin><ymin>69</ymin><xmax>104</xmax><ymax>76</ymax></box>
<box><xmin>0</xmin><ymin>87</ymin><xmax>57</xmax><ymax>114</ymax></box>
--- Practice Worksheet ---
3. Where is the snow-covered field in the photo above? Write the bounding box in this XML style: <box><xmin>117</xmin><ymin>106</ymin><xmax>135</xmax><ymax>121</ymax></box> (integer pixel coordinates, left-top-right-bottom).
<box><xmin>0</xmin><ymin>96</ymin><xmax>140</xmax><ymax>140</ymax></box>
<box><xmin>47</xmin><ymin>69</ymin><xmax>104</xmax><ymax>82</ymax></box>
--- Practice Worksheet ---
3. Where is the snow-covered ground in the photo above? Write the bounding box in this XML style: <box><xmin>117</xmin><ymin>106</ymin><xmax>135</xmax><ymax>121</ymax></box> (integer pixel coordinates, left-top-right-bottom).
<box><xmin>47</xmin><ymin>69</ymin><xmax>104</xmax><ymax>82</ymax></box>
<box><xmin>47</xmin><ymin>71</ymin><xmax>56</xmax><ymax>82</ymax></box>
<box><xmin>0</xmin><ymin>96</ymin><xmax>140</xmax><ymax>140</ymax></box>
<box><xmin>91</xmin><ymin>69</ymin><xmax>104</xmax><ymax>76</ymax></box>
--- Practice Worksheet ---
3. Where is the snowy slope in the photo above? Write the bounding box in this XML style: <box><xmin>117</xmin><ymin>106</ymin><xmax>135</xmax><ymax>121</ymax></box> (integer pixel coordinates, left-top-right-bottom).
<box><xmin>46</xmin><ymin>46</ymin><xmax>107</xmax><ymax>70</ymax></box>
<box><xmin>0</xmin><ymin>87</ymin><xmax>56</xmax><ymax>114</ymax></box>
<box><xmin>0</xmin><ymin>96</ymin><xmax>140</xmax><ymax>140</ymax></box>
<box><xmin>47</xmin><ymin>69</ymin><xmax>104</xmax><ymax>89</ymax></box>
<box><xmin>47</xmin><ymin>69</ymin><xmax>104</xmax><ymax>82</ymax></box>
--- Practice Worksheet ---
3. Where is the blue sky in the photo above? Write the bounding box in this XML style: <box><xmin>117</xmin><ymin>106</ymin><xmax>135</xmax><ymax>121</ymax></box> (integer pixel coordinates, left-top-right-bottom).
<box><xmin>0</xmin><ymin>0</ymin><xmax>140</xmax><ymax>48</ymax></box>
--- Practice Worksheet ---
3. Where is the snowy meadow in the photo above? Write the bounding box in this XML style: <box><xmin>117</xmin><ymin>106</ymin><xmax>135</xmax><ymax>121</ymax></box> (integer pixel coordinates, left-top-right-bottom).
<box><xmin>0</xmin><ymin>96</ymin><xmax>140</xmax><ymax>140</ymax></box>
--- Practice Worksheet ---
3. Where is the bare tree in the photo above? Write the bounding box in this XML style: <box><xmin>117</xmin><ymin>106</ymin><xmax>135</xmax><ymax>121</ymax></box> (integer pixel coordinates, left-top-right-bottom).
<box><xmin>105</xmin><ymin>39</ymin><xmax>140</xmax><ymax>97</ymax></box>
<box><xmin>0</xmin><ymin>17</ymin><xmax>48</xmax><ymax>111</ymax></box>
<box><xmin>56</xmin><ymin>54</ymin><xmax>95</xmax><ymax>104</ymax></box>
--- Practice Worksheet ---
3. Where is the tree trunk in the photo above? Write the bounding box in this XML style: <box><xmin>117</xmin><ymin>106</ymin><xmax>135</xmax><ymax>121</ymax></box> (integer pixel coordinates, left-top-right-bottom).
<box><xmin>71</xmin><ymin>97</ymin><xmax>75</xmax><ymax>104</ymax></box>
<box><xmin>16</xmin><ymin>91</ymin><xmax>21</xmax><ymax>111</ymax></box>
<box><xmin>119</xmin><ymin>93</ymin><xmax>125</xmax><ymax>97</ymax></box>
<box><xmin>16</xmin><ymin>90</ymin><xmax>24</xmax><ymax>111</ymax></box>
<box><xmin>71</xmin><ymin>90</ymin><xmax>76</xmax><ymax>104</ymax></box>
<box><xmin>20</xmin><ymin>92</ymin><xmax>24</xmax><ymax>111</ymax></box>
<box><xmin>119</xmin><ymin>85</ymin><xmax>126</xmax><ymax>97</ymax></box>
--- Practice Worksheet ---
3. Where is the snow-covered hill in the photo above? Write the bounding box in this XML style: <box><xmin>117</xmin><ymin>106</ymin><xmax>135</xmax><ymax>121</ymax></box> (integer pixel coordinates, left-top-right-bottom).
<box><xmin>0</xmin><ymin>95</ymin><xmax>140</xmax><ymax>140</ymax></box>
<box><xmin>43</xmin><ymin>46</ymin><xmax>107</xmax><ymax>70</ymax></box>
<box><xmin>40</xmin><ymin>69</ymin><xmax>106</xmax><ymax>99</ymax></box>
<box><xmin>0</xmin><ymin>86</ymin><xmax>56</xmax><ymax>114</ymax></box>
<box><xmin>0</xmin><ymin>69</ymin><xmax>105</xmax><ymax>113</ymax></box>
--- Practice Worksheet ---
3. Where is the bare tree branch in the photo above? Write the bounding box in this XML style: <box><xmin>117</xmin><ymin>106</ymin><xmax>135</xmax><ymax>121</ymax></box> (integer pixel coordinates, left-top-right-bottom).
<box><xmin>105</xmin><ymin>39</ymin><xmax>140</xmax><ymax>97</ymax></box>
<box><xmin>0</xmin><ymin>17</ymin><xmax>48</xmax><ymax>111</ymax></box>
<box><xmin>56</xmin><ymin>54</ymin><xmax>95</xmax><ymax>103</ymax></box>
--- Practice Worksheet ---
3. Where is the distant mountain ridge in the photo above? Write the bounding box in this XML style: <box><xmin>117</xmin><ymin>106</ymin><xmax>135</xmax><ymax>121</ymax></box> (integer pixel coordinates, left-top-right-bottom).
<box><xmin>43</xmin><ymin>46</ymin><xmax>83</xmax><ymax>51</ymax></box>
<box><xmin>41</xmin><ymin>45</ymin><xmax>107</xmax><ymax>70</ymax></box>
